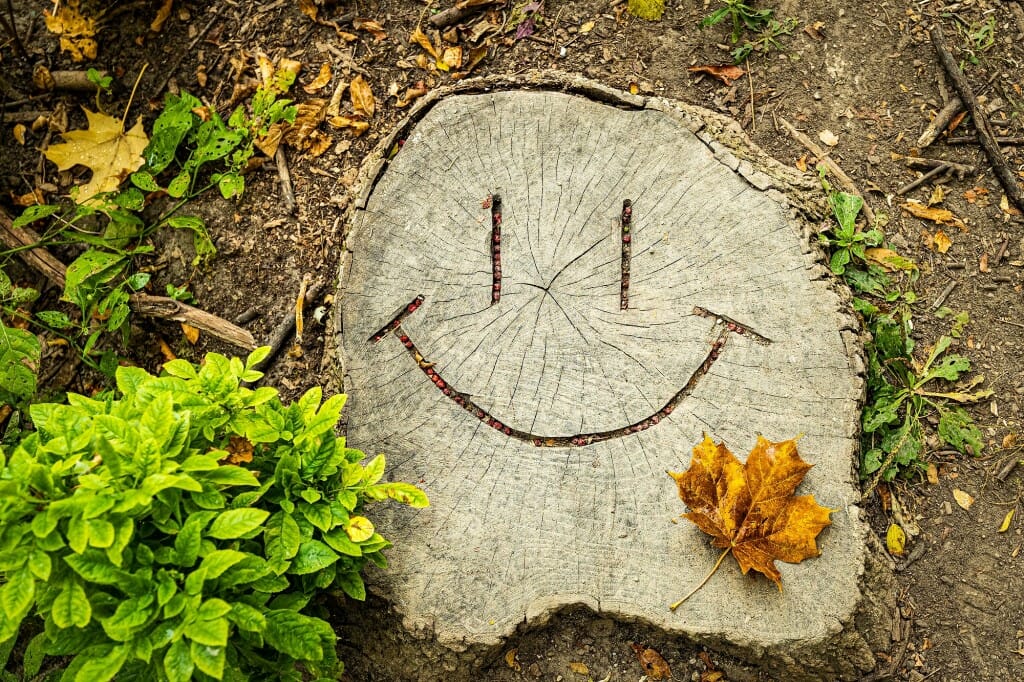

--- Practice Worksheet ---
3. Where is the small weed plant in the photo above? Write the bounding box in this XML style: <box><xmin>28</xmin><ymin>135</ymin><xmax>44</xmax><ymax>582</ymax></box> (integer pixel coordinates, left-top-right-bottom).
<box><xmin>0</xmin><ymin>347</ymin><xmax>427</xmax><ymax>680</ymax></box>
<box><xmin>1</xmin><ymin>69</ymin><xmax>297</xmax><ymax>382</ymax></box>
<box><xmin>816</xmin><ymin>171</ymin><xmax>989</xmax><ymax>481</ymax></box>
<box><xmin>699</xmin><ymin>1</ymin><xmax>794</xmax><ymax>63</ymax></box>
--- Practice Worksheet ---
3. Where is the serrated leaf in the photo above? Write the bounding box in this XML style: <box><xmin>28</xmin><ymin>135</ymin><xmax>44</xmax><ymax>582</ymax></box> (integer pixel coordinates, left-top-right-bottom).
<box><xmin>668</xmin><ymin>435</ymin><xmax>832</xmax><ymax>601</ymax></box>
<box><xmin>45</xmin><ymin>110</ymin><xmax>148</xmax><ymax>203</ymax></box>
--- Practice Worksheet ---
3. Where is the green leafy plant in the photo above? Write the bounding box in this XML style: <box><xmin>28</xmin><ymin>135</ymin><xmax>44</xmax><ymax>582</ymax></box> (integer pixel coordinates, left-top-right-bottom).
<box><xmin>0</xmin><ymin>347</ymin><xmax>427</xmax><ymax>680</ymax></box>
<box><xmin>860</xmin><ymin>312</ymin><xmax>991</xmax><ymax>481</ymax></box>
<box><xmin>730</xmin><ymin>17</ymin><xmax>798</xmax><ymax>63</ymax></box>
<box><xmin>700</xmin><ymin>0</ymin><xmax>774</xmax><ymax>44</ymax></box>
<box><xmin>3</xmin><ymin>82</ymin><xmax>297</xmax><ymax>385</ymax></box>
<box><xmin>959</xmin><ymin>16</ymin><xmax>996</xmax><ymax>66</ymax></box>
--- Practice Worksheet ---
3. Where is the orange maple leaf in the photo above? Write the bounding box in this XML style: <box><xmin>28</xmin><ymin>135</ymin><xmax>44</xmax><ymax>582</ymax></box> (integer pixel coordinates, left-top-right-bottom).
<box><xmin>668</xmin><ymin>435</ymin><xmax>833</xmax><ymax>609</ymax></box>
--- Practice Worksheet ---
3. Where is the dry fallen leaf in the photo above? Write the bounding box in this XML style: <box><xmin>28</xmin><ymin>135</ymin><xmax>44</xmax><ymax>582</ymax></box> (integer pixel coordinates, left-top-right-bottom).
<box><xmin>818</xmin><ymin>129</ymin><xmax>839</xmax><ymax>146</ymax></box>
<box><xmin>328</xmin><ymin>116</ymin><xmax>369</xmax><ymax>137</ymax></box>
<box><xmin>12</xmin><ymin>124</ymin><xmax>27</xmax><ymax>146</ymax></box>
<box><xmin>395</xmin><ymin>82</ymin><xmax>429</xmax><ymax>108</ymax></box>
<box><xmin>933</xmin><ymin>229</ymin><xmax>952</xmax><ymax>253</ymax></box>
<box><xmin>353</xmin><ymin>17</ymin><xmax>387</xmax><ymax>41</ymax></box>
<box><xmin>902</xmin><ymin>201</ymin><xmax>966</xmax><ymax>230</ymax></box>
<box><xmin>999</xmin><ymin>509</ymin><xmax>1015</xmax><ymax>533</ymax></box>
<box><xmin>865</xmin><ymin>247</ymin><xmax>916</xmax><ymax>272</ymax></box>
<box><xmin>282</xmin><ymin>99</ymin><xmax>327</xmax><ymax>153</ymax></box>
<box><xmin>568</xmin><ymin>661</ymin><xmax>589</xmax><ymax>675</ymax></box>
<box><xmin>979</xmin><ymin>252</ymin><xmax>990</xmax><ymax>273</ymax></box>
<box><xmin>631</xmin><ymin>643</ymin><xmax>671</xmax><ymax>680</ymax></box>
<box><xmin>221</xmin><ymin>435</ymin><xmax>254</xmax><ymax>465</ymax></box>
<box><xmin>952</xmin><ymin>488</ymin><xmax>975</xmax><ymax>510</ymax></box>
<box><xmin>45</xmin><ymin>109</ymin><xmax>149</xmax><ymax>203</ymax></box>
<box><xmin>926</xmin><ymin>462</ymin><xmax>939</xmax><ymax>485</ymax></box>
<box><xmin>303</xmin><ymin>62</ymin><xmax>332</xmax><ymax>94</ymax></box>
<box><xmin>504</xmin><ymin>649</ymin><xmax>520</xmax><ymax>672</ymax></box>
<box><xmin>297</xmin><ymin>0</ymin><xmax>318</xmax><ymax>20</ymax></box>
<box><xmin>964</xmin><ymin>187</ymin><xmax>989</xmax><ymax>204</ymax></box>
<box><xmin>44</xmin><ymin>0</ymin><xmax>98</xmax><ymax>62</ymax></box>
<box><xmin>151</xmin><ymin>0</ymin><xmax>174</xmax><ymax>33</ymax></box>
<box><xmin>579</xmin><ymin>20</ymin><xmax>595</xmax><ymax>34</ymax></box>
<box><xmin>1003</xmin><ymin>194</ymin><xmax>1022</xmax><ymax>216</ymax></box>
<box><xmin>181</xmin><ymin>322</ymin><xmax>199</xmax><ymax>345</ymax></box>
<box><xmin>441</xmin><ymin>46</ymin><xmax>463</xmax><ymax>69</ymax></box>
<box><xmin>158</xmin><ymin>337</ymin><xmax>176</xmax><ymax>362</ymax></box>
<box><xmin>795</xmin><ymin>154</ymin><xmax>808</xmax><ymax>172</ymax></box>
<box><xmin>1003</xmin><ymin>433</ymin><xmax>1018</xmax><ymax>449</ymax></box>
<box><xmin>928</xmin><ymin>184</ymin><xmax>945</xmax><ymax>206</ymax></box>
<box><xmin>687</xmin><ymin>64</ymin><xmax>745</xmax><ymax>86</ymax></box>
<box><xmin>350</xmin><ymin>75</ymin><xmax>375</xmax><ymax>118</ymax></box>
<box><xmin>669</xmin><ymin>435</ymin><xmax>832</xmax><ymax>608</ymax></box>
<box><xmin>886</xmin><ymin>523</ymin><xmax>906</xmax><ymax>556</ymax></box>
<box><xmin>410</xmin><ymin>26</ymin><xmax>440</xmax><ymax>60</ymax></box>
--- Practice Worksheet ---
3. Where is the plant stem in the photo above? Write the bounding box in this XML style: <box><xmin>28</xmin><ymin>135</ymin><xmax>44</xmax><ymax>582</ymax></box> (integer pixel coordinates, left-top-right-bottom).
<box><xmin>669</xmin><ymin>547</ymin><xmax>732</xmax><ymax>611</ymax></box>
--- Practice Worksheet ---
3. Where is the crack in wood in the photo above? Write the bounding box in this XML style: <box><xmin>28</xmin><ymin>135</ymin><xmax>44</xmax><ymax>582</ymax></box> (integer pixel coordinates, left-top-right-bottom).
<box><xmin>372</xmin><ymin>296</ymin><xmax>767</xmax><ymax>447</ymax></box>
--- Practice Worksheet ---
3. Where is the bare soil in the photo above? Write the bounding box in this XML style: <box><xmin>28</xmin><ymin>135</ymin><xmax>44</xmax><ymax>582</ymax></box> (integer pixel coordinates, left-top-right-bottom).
<box><xmin>3</xmin><ymin>0</ymin><xmax>1024</xmax><ymax>680</ymax></box>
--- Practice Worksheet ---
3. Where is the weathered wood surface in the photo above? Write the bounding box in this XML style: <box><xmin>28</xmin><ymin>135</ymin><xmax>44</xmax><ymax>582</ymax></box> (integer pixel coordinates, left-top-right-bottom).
<box><xmin>338</xmin><ymin>82</ymin><xmax>881</xmax><ymax>679</ymax></box>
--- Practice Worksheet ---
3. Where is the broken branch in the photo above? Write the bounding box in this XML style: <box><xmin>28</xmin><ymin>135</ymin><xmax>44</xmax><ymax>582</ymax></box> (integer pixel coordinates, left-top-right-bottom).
<box><xmin>929</xmin><ymin>24</ymin><xmax>1024</xmax><ymax>215</ymax></box>
<box><xmin>917</xmin><ymin>97</ymin><xmax>964</xmax><ymax>148</ymax></box>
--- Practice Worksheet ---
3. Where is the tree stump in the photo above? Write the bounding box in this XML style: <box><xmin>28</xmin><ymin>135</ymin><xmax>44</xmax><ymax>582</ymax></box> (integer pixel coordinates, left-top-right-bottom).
<box><xmin>336</xmin><ymin>75</ymin><xmax>890</xmax><ymax>680</ymax></box>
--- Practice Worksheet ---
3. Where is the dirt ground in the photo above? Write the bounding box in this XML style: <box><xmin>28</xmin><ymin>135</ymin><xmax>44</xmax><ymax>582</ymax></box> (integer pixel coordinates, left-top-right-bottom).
<box><xmin>4</xmin><ymin>0</ymin><xmax>1024</xmax><ymax>680</ymax></box>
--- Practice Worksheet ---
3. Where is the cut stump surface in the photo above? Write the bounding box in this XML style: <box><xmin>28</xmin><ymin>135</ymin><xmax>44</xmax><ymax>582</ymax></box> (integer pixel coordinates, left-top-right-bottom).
<box><xmin>337</xmin><ymin>78</ymin><xmax>882</xmax><ymax>679</ymax></box>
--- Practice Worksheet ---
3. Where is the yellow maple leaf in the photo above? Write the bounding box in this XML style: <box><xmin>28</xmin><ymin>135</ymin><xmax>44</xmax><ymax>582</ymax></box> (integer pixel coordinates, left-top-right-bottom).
<box><xmin>45</xmin><ymin>109</ymin><xmax>148</xmax><ymax>204</ymax></box>
<box><xmin>668</xmin><ymin>435</ymin><xmax>833</xmax><ymax>609</ymax></box>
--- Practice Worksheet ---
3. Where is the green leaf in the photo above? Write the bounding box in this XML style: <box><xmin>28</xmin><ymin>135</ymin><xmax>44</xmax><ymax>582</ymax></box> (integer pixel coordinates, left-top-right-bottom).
<box><xmin>65</xmin><ymin>550</ymin><xmax>127</xmax><ymax>585</ymax></box>
<box><xmin>299</xmin><ymin>502</ymin><xmax>333</xmax><ymax>532</ymax></box>
<box><xmin>264</xmin><ymin>610</ymin><xmax>325</xmax><ymax>661</ymax></box>
<box><xmin>201</xmin><ymin>465</ymin><xmax>260</xmax><ymax>487</ymax></box>
<box><xmin>175</xmin><ymin>511</ymin><xmax>216</xmax><ymax>567</ymax></box>
<box><xmin>100</xmin><ymin>595</ymin><xmax>154</xmax><ymax>641</ymax></box>
<box><xmin>370</xmin><ymin>482</ymin><xmax>429</xmax><ymax>508</ymax></box>
<box><xmin>51</xmin><ymin>580</ymin><xmax>91</xmax><ymax>629</ymax></box>
<box><xmin>35</xmin><ymin>310</ymin><xmax>74</xmax><ymax>330</ymax></box>
<box><xmin>322</xmin><ymin>528</ymin><xmax>362</xmax><ymax>557</ymax></box>
<box><xmin>166</xmin><ymin>215</ymin><xmax>216</xmax><ymax>264</ymax></box>
<box><xmin>190</xmin><ymin>640</ymin><xmax>225</xmax><ymax>679</ymax></box>
<box><xmin>830</xmin><ymin>190</ymin><xmax>863</xmax><ymax>233</ymax></box>
<box><xmin>74</xmin><ymin>645</ymin><xmax>127</xmax><ymax>682</ymax></box>
<box><xmin>62</xmin><ymin>250</ymin><xmax>126</xmax><ymax>304</ymax></box>
<box><xmin>227</xmin><ymin>602</ymin><xmax>266</xmax><ymax>633</ymax></box>
<box><xmin>145</xmin><ymin>91</ymin><xmax>201</xmax><ymax>172</ymax></box>
<box><xmin>362</xmin><ymin>454</ymin><xmax>385</xmax><ymax>486</ymax></box>
<box><xmin>184</xmin><ymin>616</ymin><xmax>228</xmax><ymax>647</ymax></box>
<box><xmin>167</xmin><ymin>171</ymin><xmax>190</xmax><ymax>198</ymax></box>
<box><xmin>12</xmin><ymin>203</ymin><xmax>61</xmax><ymax>228</ymax></box>
<box><xmin>218</xmin><ymin>173</ymin><xmax>245</xmax><ymax>199</ymax></box>
<box><xmin>264</xmin><ymin>511</ymin><xmax>301</xmax><ymax>563</ymax></box>
<box><xmin>207</xmin><ymin>508</ymin><xmax>269</xmax><ymax>539</ymax></box>
<box><xmin>199</xmin><ymin>549</ymin><xmax>248</xmax><ymax>579</ymax></box>
<box><xmin>939</xmin><ymin>408</ymin><xmax>984</xmax><ymax>457</ymax></box>
<box><xmin>291</xmin><ymin>540</ymin><xmax>338</xmax><ymax>575</ymax></box>
<box><xmin>130</xmin><ymin>170</ymin><xmax>161</xmax><ymax>191</ymax></box>
<box><xmin>163</xmin><ymin>638</ymin><xmax>194</xmax><ymax>682</ymax></box>
<box><xmin>0</xmin><ymin>322</ymin><xmax>41</xmax><ymax>401</ymax></box>
<box><xmin>162</xmin><ymin>358</ymin><xmax>198</xmax><ymax>379</ymax></box>
<box><xmin>336</xmin><ymin>570</ymin><xmax>366</xmax><ymax>601</ymax></box>
<box><xmin>1</xmin><ymin>566</ymin><xmax>34</xmax><ymax>619</ymax></box>
<box><xmin>197</xmin><ymin>598</ymin><xmax>232</xmax><ymax>620</ymax></box>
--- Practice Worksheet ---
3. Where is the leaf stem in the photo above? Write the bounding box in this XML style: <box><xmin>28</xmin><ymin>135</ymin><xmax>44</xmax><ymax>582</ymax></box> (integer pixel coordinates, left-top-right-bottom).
<box><xmin>120</xmin><ymin>63</ymin><xmax>149</xmax><ymax>130</ymax></box>
<box><xmin>669</xmin><ymin>547</ymin><xmax>732</xmax><ymax>611</ymax></box>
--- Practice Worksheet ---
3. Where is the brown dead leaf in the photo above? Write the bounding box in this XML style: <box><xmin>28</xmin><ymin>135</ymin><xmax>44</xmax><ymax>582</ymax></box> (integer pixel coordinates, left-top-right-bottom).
<box><xmin>158</xmin><ymin>337</ymin><xmax>176</xmax><ymax>362</ymax></box>
<box><xmin>952</xmin><ymin>488</ymin><xmax>974</xmax><ymax>510</ymax></box>
<box><xmin>395</xmin><ymin>82</ymin><xmax>429</xmax><ymax>108</ymax></box>
<box><xmin>297</xmin><ymin>0</ymin><xmax>318</xmax><ymax>20</ymax></box>
<box><xmin>795</xmin><ymin>154</ymin><xmax>808</xmax><ymax>172</ymax></box>
<box><xmin>328</xmin><ymin>116</ymin><xmax>369</xmax><ymax>136</ymax></box>
<box><xmin>303</xmin><ymin>63</ymin><xmax>332</xmax><ymax>94</ymax></box>
<box><xmin>669</xmin><ymin>435</ymin><xmax>832</xmax><ymax>599</ymax></box>
<box><xmin>504</xmin><ymin>649</ymin><xmax>520</xmax><ymax>672</ymax></box>
<box><xmin>902</xmin><ymin>201</ymin><xmax>966</xmax><ymax>230</ymax></box>
<box><xmin>687</xmin><ymin>64</ymin><xmax>745</xmax><ymax>86</ymax></box>
<box><xmin>865</xmin><ymin>247</ymin><xmax>916</xmax><ymax>272</ymax></box>
<box><xmin>933</xmin><ymin>229</ymin><xmax>952</xmax><ymax>253</ymax></box>
<box><xmin>1003</xmin><ymin>433</ymin><xmax>1018</xmax><ymax>449</ymax></box>
<box><xmin>818</xmin><ymin>129</ymin><xmax>839</xmax><ymax>147</ymax></box>
<box><xmin>11</xmin><ymin>189</ymin><xmax>45</xmax><ymax>207</ymax></box>
<box><xmin>1003</xmin><ymin>194</ymin><xmax>1023</xmax><ymax>216</ymax></box>
<box><xmin>283</xmin><ymin>99</ymin><xmax>327</xmax><ymax>152</ymax></box>
<box><xmin>151</xmin><ymin>0</ymin><xmax>174</xmax><ymax>33</ymax></box>
<box><xmin>350</xmin><ymin>75</ymin><xmax>375</xmax><ymax>118</ymax></box>
<box><xmin>181</xmin><ymin>323</ymin><xmax>199</xmax><ymax>345</ymax></box>
<box><xmin>44</xmin><ymin>109</ymin><xmax>149</xmax><ymax>203</ymax></box>
<box><xmin>631</xmin><ymin>643</ymin><xmax>671</xmax><ymax>680</ymax></box>
<box><xmin>441</xmin><ymin>46</ymin><xmax>463</xmax><ymax>69</ymax></box>
<box><xmin>411</xmin><ymin>26</ymin><xmax>440</xmax><ymax>60</ymax></box>
<box><xmin>580</xmin><ymin>20</ymin><xmax>595</xmax><ymax>34</ymax></box>
<box><xmin>928</xmin><ymin>184</ymin><xmax>944</xmax><ymax>206</ymax></box>
<box><xmin>979</xmin><ymin>252</ymin><xmax>990</xmax><ymax>273</ymax></box>
<box><xmin>926</xmin><ymin>462</ymin><xmax>939</xmax><ymax>485</ymax></box>
<box><xmin>946</xmin><ymin>110</ymin><xmax>967</xmax><ymax>135</ymax></box>
<box><xmin>568</xmin><ymin>661</ymin><xmax>589</xmax><ymax>675</ymax></box>
<box><xmin>221</xmin><ymin>435</ymin><xmax>254</xmax><ymax>465</ymax></box>
<box><xmin>452</xmin><ymin>44</ymin><xmax>489</xmax><ymax>79</ymax></box>
<box><xmin>964</xmin><ymin>187</ymin><xmax>989</xmax><ymax>204</ymax></box>
<box><xmin>353</xmin><ymin>17</ymin><xmax>387</xmax><ymax>42</ymax></box>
